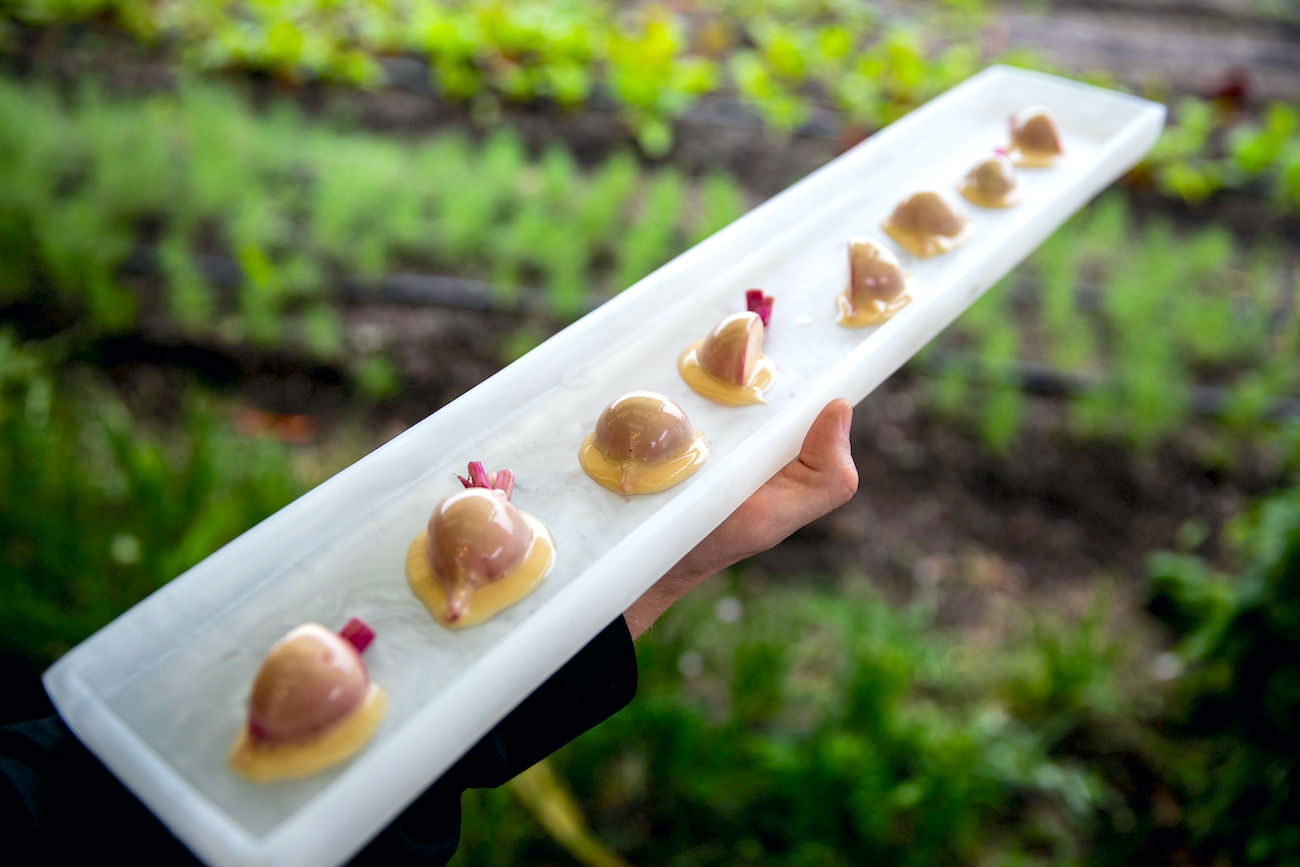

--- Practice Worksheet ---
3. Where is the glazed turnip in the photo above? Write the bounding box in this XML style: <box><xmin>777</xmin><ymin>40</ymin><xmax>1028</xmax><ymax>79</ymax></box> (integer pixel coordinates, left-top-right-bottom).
<box><xmin>887</xmin><ymin>191</ymin><xmax>967</xmax><ymax>239</ymax></box>
<box><xmin>406</xmin><ymin>463</ymin><xmax>555</xmax><ymax>628</ymax></box>
<box><xmin>679</xmin><ymin>292</ymin><xmax>777</xmax><ymax>406</ymax></box>
<box><xmin>960</xmin><ymin>154</ymin><xmax>1019</xmax><ymax>207</ymax></box>
<box><xmin>1009</xmin><ymin>106</ymin><xmax>1063</xmax><ymax>165</ymax></box>
<box><xmin>849</xmin><ymin>236</ymin><xmax>907</xmax><ymax>304</ymax></box>
<box><xmin>230</xmin><ymin>618</ymin><xmax>386</xmax><ymax>782</ymax></box>
<box><xmin>697</xmin><ymin>312</ymin><xmax>765</xmax><ymax>387</ymax></box>
<box><xmin>836</xmin><ymin>237</ymin><xmax>913</xmax><ymax>328</ymax></box>
<box><xmin>593</xmin><ymin>392</ymin><xmax>696</xmax><ymax>465</ymax></box>
<box><xmin>882</xmin><ymin>191</ymin><xmax>972</xmax><ymax>258</ymax></box>
<box><xmin>581</xmin><ymin>392</ymin><xmax>708</xmax><ymax>494</ymax></box>
<box><xmin>247</xmin><ymin>623</ymin><xmax>370</xmax><ymax>745</ymax></box>
<box><xmin>426</xmin><ymin>488</ymin><xmax>532</xmax><ymax>621</ymax></box>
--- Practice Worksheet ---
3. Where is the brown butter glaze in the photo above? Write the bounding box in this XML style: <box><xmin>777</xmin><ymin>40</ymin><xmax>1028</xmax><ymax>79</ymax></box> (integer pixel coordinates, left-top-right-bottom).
<box><xmin>678</xmin><ymin>311</ymin><xmax>777</xmax><ymax>406</ymax></box>
<box><xmin>837</xmin><ymin>236</ymin><xmax>912</xmax><ymax>327</ymax></box>
<box><xmin>581</xmin><ymin>392</ymin><xmax>708</xmax><ymax>494</ymax></box>
<box><xmin>247</xmin><ymin>624</ymin><xmax>368</xmax><ymax>744</ymax></box>
<box><xmin>229</xmin><ymin>623</ymin><xmax>387</xmax><ymax>782</ymax></box>
<box><xmin>881</xmin><ymin>192</ymin><xmax>972</xmax><ymax>258</ymax></box>
<box><xmin>414</xmin><ymin>487</ymin><xmax>554</xmax><ymax>626</ymax></box>
<box><xmin>959</xmin><ymin>154</ymin><xmax>1020</xmax><ymax>208</ymax></box>
<box><xmin>1008</xmin><ymin>106</ymin><xmax>1064</xmax><ymax>166</ymax></box>
<box><xmin>697</xmin><ymin>312</ymin><xmax>764</xmax><ymax>387</ymax></box>
<box><xmin>593</xmin><ymin>392</ymin><xmax>696</xmax><ymax>464</ymax></box>
<box><xmin>429</xmin><ymin>490</ymin><xmax>528</xmax><ymax>590</ymax></box>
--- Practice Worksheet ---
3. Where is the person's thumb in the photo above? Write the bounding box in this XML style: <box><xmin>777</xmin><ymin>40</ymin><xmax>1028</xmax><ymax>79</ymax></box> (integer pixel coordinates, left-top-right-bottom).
<box><xmin>795</xmin><ymin>398</ymin><xmax>858</xmax><ymax>500</ymax></box>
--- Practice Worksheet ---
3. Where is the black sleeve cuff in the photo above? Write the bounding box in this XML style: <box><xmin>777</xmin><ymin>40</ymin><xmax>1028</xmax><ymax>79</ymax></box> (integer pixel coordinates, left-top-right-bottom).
<box><xmin>354</xmin><ymin>615</ymin><xmax>638</xmax><ymax>865</ymax></box>
<box><xmin>452</xmin><ymin>614</ymin><xmax>638</xmax><ymax>790</ymax></box>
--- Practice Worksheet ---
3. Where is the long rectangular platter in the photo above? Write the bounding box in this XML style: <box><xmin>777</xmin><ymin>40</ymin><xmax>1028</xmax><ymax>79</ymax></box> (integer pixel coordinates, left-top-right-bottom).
<box><xmin>43</xmin><ymin>66</ymin><xmax>1165</xmax><ymax>867</ymax></box>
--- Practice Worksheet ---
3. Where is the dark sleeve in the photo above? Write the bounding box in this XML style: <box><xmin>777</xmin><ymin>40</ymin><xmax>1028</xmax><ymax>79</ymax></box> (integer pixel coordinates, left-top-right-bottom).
<box><xmin>0</xmin><ymin>616</ymin><xmax>638</xmax><ymax>867</ymax></box>
<box><xmin>352</xmin><ymin>615</ymin><xmax>637</xmax><ymax>864</ymax></box>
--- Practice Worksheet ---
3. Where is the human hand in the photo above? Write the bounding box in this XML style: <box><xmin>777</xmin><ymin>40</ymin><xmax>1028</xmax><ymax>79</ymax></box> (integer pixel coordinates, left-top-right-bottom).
<box><xmin>623</xmin><ymin>399</ymin><xmax>858</xmax><ymax>638</ymax></box>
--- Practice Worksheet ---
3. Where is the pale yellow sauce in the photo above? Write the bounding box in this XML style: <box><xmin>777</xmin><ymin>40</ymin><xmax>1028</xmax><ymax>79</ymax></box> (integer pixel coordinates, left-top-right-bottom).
<box><xmin>835</xmin><ymin>291</ymin><xmax>912</xmax><ymax>328</ymax></box>
<box><xmin>882</xmin><ymin>219</ymin><xmax>974</xmax><ymax>259</ymax></box>
<box><xmin>405</xmin><ymin>515</ymin><xmax>554</xmax><ymax>628</ymax></box>
<box><xmin>677</xmin><ymin>342</ymin><xmax>776</xmax><ymax>406</ymax></box>
<box><xmin>958</xmin><ymin>181</ymin><xmax>1020</xmax><ymax>209</ymax></box>
<box><xmin>229</xmin><ymin>686</ymin><xmax>387</xmax><ymax>783</ymax></box>
<box><xmin>1007</xmin><ymin>147</ymin><xmax>1058</xmax><ymax>168</ymax></box>
<box><xmin>578</xmin><ymin>432</ymin><xmax>708</xmax><ymax>495</ymax></box>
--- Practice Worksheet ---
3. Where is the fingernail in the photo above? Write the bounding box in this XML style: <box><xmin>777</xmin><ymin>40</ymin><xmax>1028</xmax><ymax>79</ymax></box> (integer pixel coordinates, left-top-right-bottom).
<box><xmin>840</xmin><ymin>402</ymin><xmax>852</xmax><ymax>438</ymax></box>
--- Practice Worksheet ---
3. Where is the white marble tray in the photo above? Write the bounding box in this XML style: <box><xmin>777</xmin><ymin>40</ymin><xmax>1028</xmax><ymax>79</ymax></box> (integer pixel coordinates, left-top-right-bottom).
<box><xmin>43</xmin><ymin>66</ymin><xmax>1164</xmax><ymax>867</ymax></box>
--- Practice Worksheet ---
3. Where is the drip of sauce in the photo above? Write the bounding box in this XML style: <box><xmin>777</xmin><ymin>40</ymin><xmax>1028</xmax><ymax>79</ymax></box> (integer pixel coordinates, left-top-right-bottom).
<box><xmin>959</xmin><ymin>154</ymin><xmax>1020</xmax><ymax>208</ymax></box>
<box><xmin>579</xmin><ymin>392</ymin><xmax>708</xmax><ymax>494</ymax></box>
<box><xmin>881</xmin><ymin>191</ymin><xmax>973</xmax><ymax>258</ymax></box>
<box><xmin>837</xmin><ymin>236</ymin><xmax>913</xmax><ymax>328</ymax></box>
<box><xmin>678</xmin><ymin>311</ymin><xmax>776</xmax><ymax>406</ymax></box>
<box><xmin>405</xmin><ymin>513</ymin><xmax>555</xmax><ymax>628</ymax></box>
<box><xmin>1008</xmin><ymin>106</ymin><xmax>1064</xmax><ymax>167</ymax></box>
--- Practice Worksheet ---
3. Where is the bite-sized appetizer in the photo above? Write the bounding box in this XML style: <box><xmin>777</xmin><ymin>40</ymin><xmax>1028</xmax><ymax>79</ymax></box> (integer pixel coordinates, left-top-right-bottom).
<box><xmin>678</xmin><ymin>290</ymin><xmax>777</xmax><ymax>406</ymax></box>
<box><xmin>836</xmin><ymin>237</ymin><xmax>913</xmax><ymax>328</ymax></box>
<box><xmin>406</xmin><ymin>462</ymin><xmax>555</xmax><ymax>628</ymax></box>
<box><xmin>881</xmin><ymin>191</ymin><xmax>973</xmax><ymax>258</ymax></box>
<box><xmin>1007</xmin><ymin>106</ymin><xmax>1064</xmax><ymax>167</ymax></box>
<box><xmin>579</xmin><ymin>391</ymin><xmax>708</xmax><ymax>494</ymax></box>
<box><xmin>959</xmin><ymin>153</ymin><xmax>1020</xmax><ymax>208</ymax></box>
<box><xmin>229</xmin><ymin>618</ymin><xmax>386</xmax><ymax>782</ymax></box>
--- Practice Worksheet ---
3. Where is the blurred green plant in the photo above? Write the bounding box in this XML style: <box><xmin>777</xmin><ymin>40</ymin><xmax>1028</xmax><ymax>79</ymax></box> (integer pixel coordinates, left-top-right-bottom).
<box><xmin>925</xmin><ymin>194</ymin><xmax>1299</xmax><ymax>460</ymax></box>
<box><xmin>1146</xmin><ymin>486</ymin><xmax>1300</xmax><ymax>864</ymax></box>
<box><xmin>7</xmin><ymin>0</ymin><xmax>1298</xmax><ymax>214</ymax></box>
<box><xmin>456</xmin><ymin>577</ymin><xmax>1126</xmax><ymax>866</ymax></box>
<box><xmin>0</xmin><ymin>0</ymin><xmax>993</xmax><ymax>153</ymax></box>
<box><xmin>0</xmin><ymin>333</ymin><xmax>308</xmax><ymax>664</ymax></box>
<box><xmin>1147</xmin><ymin>98</ymin><xmax>1300</xmax><ymax>211</ymax></box>
<box><xmin>0</xmin><ymin>74</ymin><xmax>748</xmax><ymax>363</ymax></box>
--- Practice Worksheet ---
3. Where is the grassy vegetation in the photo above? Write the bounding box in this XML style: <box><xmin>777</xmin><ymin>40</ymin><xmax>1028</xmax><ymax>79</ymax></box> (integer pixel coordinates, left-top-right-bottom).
<box><xmin>5</xmin><ymin>0</ymin><xmax>1298</xmax><ymax>210</ymax></box>
<box><xmin>924</xmin><ymin>193</ymin><xmax>1300</xmax><ymax>463</ymax></box>
<box><xmin>1144</xmin><ymin>487</ymin><xmax>1300</xmax><ymax>864</ymax></box>
<box><xmin>0</xmin><ymin>75</ymin><xmax>747</xmax><ymax>373</ymax></box>
<box><xmin>1151</xmin><ymin>98</ymin><xmax>1300</xmax><ymax>210</ymax></box>
<box><xmin>457</xmin><ymin>575</ymin><xmax>1124</xmax><ymax>866</ymax></box>
<box><xmin>0</xmin><ymin>333</ymin><xmax>310</xmax><ymax>664</ymax></box>
<box><xmin>0</xmin><ymin>0</ymin><xmax>986</xmax><ymax>153</ymax></box>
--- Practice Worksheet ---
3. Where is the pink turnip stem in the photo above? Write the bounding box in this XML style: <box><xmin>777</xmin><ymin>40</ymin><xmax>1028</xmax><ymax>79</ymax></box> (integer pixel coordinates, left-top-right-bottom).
<box><xmin>456</xmin><ymin>462</ymin><xmax>515</xmax><ymax>500</ymax></box>
<box><xmin>746</xmin><ymin>289</ymin><xmax>774</xmax><ymax>327</ymax></box>
<box><xmin>339</xmin><ymin>617</ymin><xmax>375</xmax><ymax>655</ymax></box>
<box><xmin>491</xmin><ymin>469</ymin><xmax>515</xmax><ymax>500</ymax></box>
